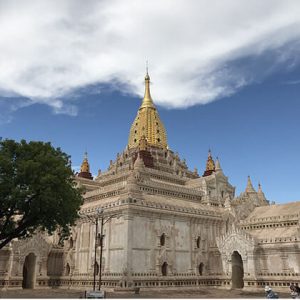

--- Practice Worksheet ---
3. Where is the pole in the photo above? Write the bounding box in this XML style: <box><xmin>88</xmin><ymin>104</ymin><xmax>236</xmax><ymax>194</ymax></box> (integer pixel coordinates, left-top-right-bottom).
<box><xmin>98</xmin><ymin>216</ymin><xmax>104</xmax><ymax>290</ymax></box>
<box><xmin>93</xmin><ymin>218</ymin><xmax>98</xmax><ymax>291</ymax></box>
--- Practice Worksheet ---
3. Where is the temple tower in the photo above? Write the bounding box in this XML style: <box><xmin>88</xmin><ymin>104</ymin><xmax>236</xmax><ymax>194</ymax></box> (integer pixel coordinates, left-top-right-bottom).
<box><xmin>128</xmin><ymin>71</ymin><xmax>168</xmax><ymax>149</ymax></box>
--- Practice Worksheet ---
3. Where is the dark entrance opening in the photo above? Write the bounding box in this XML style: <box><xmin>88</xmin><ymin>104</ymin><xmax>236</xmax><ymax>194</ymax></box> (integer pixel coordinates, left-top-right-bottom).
<box><xmin>160</xmin><ymin>234</ymin><xmax>165</xmax><ymax>246</ymax></box>
<box><xmin>162</xmin><ymin>262</ymin><xmax>168</xmax><ymax>276</ymax></box>
<box><xmin>199</xmin><ymin>262</ymin><xmax>204</xmax><ymax>275</ymax></box>
<box><xmin>66</xmin><ymin>263</ymin><xmax>71</xmax><ymax>276</ymax></box>
<box><xmin>231</xmin><ymin>251</ymin><xmax>244</xmax><ymax>288</ymax></box>
<box><xmin>22</xmin><ymin>253</ymin><xmax>37</xmax><ymax>289</ymax></box>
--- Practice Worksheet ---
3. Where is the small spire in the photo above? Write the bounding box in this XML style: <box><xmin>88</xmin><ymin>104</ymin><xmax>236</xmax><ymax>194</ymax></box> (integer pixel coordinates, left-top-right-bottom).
<box><xmin>257</xmin><ymin>182</ymin><xmax>267</xmax><ymax>202</ymax></box>
<box><xmin>245</xmin><ymin>176</ymin><xmax>256</xmax><ymax>193</ymax></box>
<box><xmin>258</xmin><ymin>182</ymin><xmax>262</xmax><ymax>193</ymax></box>
<box><xmin>203</xmin><ymin>149</ymin><xmax>215</xmax><ymax>176</ymax></box>
<box><xmin>146</xmin><ymin>60</ymin><xmax>149</xmax><ymax>78</ymax></box>
<box><xmin>81</xmin><ymin>151</ymin><xmax>89</xmax><ymax>172</ymax></box>
<box><xmin>206</xmin><ymin>149</ymin><xmax>215</xmax><ymax>171</ymax></box>
<box><xmin>134</xmin><ymin>151</ymin><xmax>145</xmax><ymax>169</ymax></box>
<box><xmin>78</xmin><ymin>151</ymin><xmax>93</xmax><ymax>180</ymax></box>
<box><xmin>215</xmin><ymin>156</ymin><xmax>222</xmax><ymax>171</ymax></box>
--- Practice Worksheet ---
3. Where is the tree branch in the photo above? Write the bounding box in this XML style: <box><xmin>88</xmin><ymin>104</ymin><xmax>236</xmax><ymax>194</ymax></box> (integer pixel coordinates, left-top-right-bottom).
<box><xmin>0</xmin><ymin>217</ymin><xmax>35</xmax><ymax>249</ymax></box>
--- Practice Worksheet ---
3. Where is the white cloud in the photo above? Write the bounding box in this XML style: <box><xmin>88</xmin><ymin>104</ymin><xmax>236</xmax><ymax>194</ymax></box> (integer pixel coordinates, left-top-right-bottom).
<box><xmin>284</xmin><ymin>79</ymin><xmax>300</xmax><ymax>85</ymax></box>
<box><xmin>0</xmin><ymin>0</ymin><xmax>300</xmax><ymax>114</ymax></box>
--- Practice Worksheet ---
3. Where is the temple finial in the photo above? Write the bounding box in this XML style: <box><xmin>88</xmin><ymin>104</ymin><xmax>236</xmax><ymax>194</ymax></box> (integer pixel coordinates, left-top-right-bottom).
<box><xmin>78</xmin><ymin>151</ymin><xmax>93</xmax><ymax>180</ymax></box>
<box><xmin>215</xmin><ymin>156</ymin><xmax>222</xmax><ymax>171</ymax></box>
<box><xmin>257</xmin><ymin>181</ymin><xmax>267</xmax><ymax>202</ymax></box>
<box><xmin>145</xmin><ymin>60</ymin><xmax>150</xmax><ymax>81</ymax></box>
<box><xmin>245</xmin><ymin>175</ymin><xmax>256</xmax><ymax>193</ymax></box>
<box><xmin>146</xmin><ymin>60</ymin><xmax>149</xmax><ymax>76</ymax></box>
<box><xmin>141</xmin><ymin>64</ymin><xmax>154</xmax><ymax>108</ymax></box>
<box><xmin>203</xmin><ymin>149</ymin><xmax>215</xmax><ymax>176</ymax></box>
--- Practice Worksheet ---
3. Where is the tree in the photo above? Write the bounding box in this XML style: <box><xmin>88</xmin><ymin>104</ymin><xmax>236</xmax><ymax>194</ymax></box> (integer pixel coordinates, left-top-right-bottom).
<box><xmin>0</xmin><ymin>139</ymin><xmax>83</xmax><ymax>249</ymax></box>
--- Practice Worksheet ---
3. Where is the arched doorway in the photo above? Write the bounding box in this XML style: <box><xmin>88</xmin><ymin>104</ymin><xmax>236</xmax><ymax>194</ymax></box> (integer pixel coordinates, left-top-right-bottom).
<box><xmin>161</xmin><ymin>262</ymin><xmax>168</xmax><ymax>276</ymax></box>
<box><xmin>231</xmin><ymin>251</ymin><xmax>244</xmax><ymax>288</ymax></box>
<box><xmin>22</xmin><ymin>253</ymin><xmax>37</xmax><ymax>289</ymax></box>
<box><xmin>199</xmin><ymin>262</ymin><xmax>204</xmax><ymax>275</ymax></box>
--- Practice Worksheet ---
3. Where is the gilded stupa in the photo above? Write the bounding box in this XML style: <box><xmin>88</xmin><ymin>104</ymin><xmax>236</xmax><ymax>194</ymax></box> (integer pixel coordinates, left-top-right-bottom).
<box><xmin>128</xmin><ymin>71</ymin><xmax>168</xmax><ymax>149</ymax></box>
<box><xmin>77</xmin><ymin>151</ymin><xmax>93</xmax><ymax>180</ymax></box>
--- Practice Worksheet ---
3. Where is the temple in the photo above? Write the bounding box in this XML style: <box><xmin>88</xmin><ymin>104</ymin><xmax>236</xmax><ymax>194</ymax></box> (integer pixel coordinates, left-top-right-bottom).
<box><xmin>0</xmin><ymin>72</ymin><xmax>299</xmax><ymax>291</ymax></box>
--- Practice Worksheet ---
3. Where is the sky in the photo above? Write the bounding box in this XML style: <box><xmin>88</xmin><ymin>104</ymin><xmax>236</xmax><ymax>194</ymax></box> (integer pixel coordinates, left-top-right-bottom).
<box><xmin>0</xmin><ymin>0</ymin><xmax>300</xmax><ymax>203</ymax></box>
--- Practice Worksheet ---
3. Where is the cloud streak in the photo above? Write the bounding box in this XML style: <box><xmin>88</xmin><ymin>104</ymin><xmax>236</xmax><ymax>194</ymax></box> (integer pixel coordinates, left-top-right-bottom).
<box><xmin>0</xmin><ymin>0</ymin><xmax>300</xmax><ymax>114</ymax></box>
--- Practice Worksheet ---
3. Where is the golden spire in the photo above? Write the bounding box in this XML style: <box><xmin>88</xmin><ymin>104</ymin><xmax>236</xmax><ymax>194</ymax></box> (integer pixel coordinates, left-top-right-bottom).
<box><xmin>80</xmin><ymin>151</ymin><xmax>90</xmax><ymax>173</ymax></box>
<box><xmin>128</xmin><ymin>70</ymin><xmax>168</xmax><ymax>149</ymax></box>
<box><xmin>203</xmin><ymin>149</ymin><xmax>215</xmax><ymax>176</ymax></box>
<box><xmin>140</xmin><ymin>68</ymin><xmax>155</xmax><ymax>109</ymax></box>
<box><xmin>78</xmin><ymin>151</ymin><xmax>93</xmax><ymax>180</ymax></box>
<box><xmin>206</xmin><ymin>149</ymin><xmax>215</xmax><ymax>171</ymax></box>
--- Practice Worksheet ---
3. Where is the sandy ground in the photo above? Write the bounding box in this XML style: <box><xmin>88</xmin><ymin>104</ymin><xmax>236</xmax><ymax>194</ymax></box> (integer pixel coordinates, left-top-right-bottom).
<box><xmin>0</xmin><ymin>287</ymin><xmax>291</xmax><ymax>299</ymax></box>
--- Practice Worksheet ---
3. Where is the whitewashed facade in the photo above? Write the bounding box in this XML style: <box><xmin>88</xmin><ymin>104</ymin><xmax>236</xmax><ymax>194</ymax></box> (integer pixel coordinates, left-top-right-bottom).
<box><xmin>1</xmin><ymin>74</ymin><xmax>299</xmax><ymax>291</ymax></box>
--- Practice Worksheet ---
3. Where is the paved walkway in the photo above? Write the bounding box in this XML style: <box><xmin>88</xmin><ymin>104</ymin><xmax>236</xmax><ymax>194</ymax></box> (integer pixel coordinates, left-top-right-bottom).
<box><xmin>0</xmin><ymin>287</ymin><xmax>291</xmax><ymax>298</ymax></box>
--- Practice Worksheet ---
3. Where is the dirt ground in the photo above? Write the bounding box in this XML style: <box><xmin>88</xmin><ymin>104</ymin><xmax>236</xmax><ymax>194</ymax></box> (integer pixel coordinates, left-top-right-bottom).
<box><xmin>0</xmin><ymin>287</ymin><xmax>291</xmax><ymax>299</ymax></box>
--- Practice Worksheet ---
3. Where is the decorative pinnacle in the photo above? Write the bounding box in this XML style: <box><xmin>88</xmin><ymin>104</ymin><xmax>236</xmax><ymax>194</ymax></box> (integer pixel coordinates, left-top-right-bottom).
<box><xmin>145</xmin><ymin>60</ymin><xmax>150</xmax><ymax>81</ymax></box>
<box><xmin>146</xmin><ymin>60</ymin><xmax>149</xmax><ymax>76</ymax></box>
<box><xmin>80</xmin><ymin>151</ymin><xmax>90</xmax><ymax>174</ymax></box>
<box><xmin>205</xmin><ymin>149</ymin><xmax>215</xmax><ymax>172</ymax></box>
<box><xmin>208</xmin><ymin>148</ymin><xmax>211</xmax><ymax>155</ymax></box>
<box><xmin>215</xmin><ymin>156</ymin><xmax>221</xmax><ymax>171</ymax></box>
<box><xmin>246</xmin><ymin>175</ymin><xmax>256</xmax><ymax>193</ymax></box>
<box><xmin>141</xmin><ymin>65</ymin><xmax>154</xmax><ymax>109</ymax></box>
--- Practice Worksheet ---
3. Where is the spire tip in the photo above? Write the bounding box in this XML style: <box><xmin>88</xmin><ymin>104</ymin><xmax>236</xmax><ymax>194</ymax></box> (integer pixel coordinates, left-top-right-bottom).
<box><xmin>145</xmin><ymin>60</ymin><xmax>150</xmax><ymax>80</ymax></box>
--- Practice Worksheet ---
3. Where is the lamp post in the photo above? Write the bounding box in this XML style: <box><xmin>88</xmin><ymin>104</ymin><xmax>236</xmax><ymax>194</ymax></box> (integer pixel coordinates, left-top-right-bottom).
<box><xmin>97</xmin><ymin>211</ymin><xmax>121</xmax><ymax>291</ymax></box>
<box><xmin>98</xmin><ymin>216</ymin><xmax>104</xmax><ymax>291</ymax></box>
<box><xmin>93</xmin><ymin>217</ymin><xmax>99</xmax><ymax>291</ymax></box>
<box><xmin>79</xmin><ymin>208</ymin><xmax>102</xmax><ymax>291</ymax></box>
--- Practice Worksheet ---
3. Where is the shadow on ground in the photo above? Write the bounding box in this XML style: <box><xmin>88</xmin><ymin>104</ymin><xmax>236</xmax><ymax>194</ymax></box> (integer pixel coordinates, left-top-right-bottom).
<box><xmin>0</xmin><ymin>288</ymin><xmax>291</xmax><ymax>298</ymax></box>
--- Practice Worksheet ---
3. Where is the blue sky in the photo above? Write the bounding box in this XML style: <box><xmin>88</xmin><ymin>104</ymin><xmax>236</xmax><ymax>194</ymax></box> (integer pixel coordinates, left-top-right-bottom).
<box><xmin>0</xmin><ymin>0</ymin><xmax>300</xmax><ymax>203</ymax></box>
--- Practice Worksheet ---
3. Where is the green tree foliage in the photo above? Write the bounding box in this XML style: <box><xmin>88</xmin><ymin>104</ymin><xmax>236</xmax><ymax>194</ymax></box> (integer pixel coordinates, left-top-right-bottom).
<box><xmin>0</xmin><ymin>139</ymin><xmax>83</xmax><ymax>249</ymax></box>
